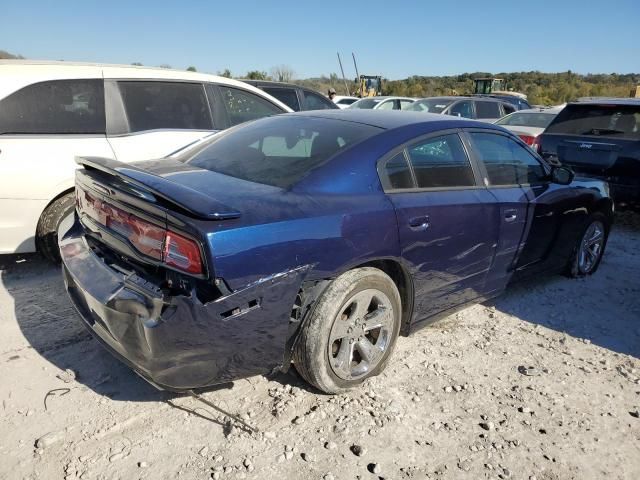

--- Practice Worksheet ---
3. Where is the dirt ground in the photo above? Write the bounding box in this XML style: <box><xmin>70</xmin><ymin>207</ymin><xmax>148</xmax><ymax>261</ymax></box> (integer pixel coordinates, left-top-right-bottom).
<box><xmin>1</xmin><ymin>213</ymin><xmax>639</xmax><ymax>480</ymax></box>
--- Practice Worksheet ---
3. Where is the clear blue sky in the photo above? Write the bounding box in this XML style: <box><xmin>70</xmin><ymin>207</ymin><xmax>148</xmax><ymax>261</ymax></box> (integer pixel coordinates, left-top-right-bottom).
<box><xmin>1</xmin><ymin>0</ymin><xmax>638</xmax><ymax>79</ymax></box>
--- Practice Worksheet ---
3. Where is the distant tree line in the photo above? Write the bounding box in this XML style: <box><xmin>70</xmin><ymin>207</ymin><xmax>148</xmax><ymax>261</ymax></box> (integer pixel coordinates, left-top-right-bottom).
<box><xmin>2</xmin><ymin>49</ymin><xmax>637</xmax><ymax>104</ymax></box>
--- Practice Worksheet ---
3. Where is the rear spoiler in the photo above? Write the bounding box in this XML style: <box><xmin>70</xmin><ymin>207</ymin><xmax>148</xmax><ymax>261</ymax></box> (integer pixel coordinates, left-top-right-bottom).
<box><xmin>76</xmin><ymin>156</ymin><xmax>241</xmax><ymax>220</ymax></box>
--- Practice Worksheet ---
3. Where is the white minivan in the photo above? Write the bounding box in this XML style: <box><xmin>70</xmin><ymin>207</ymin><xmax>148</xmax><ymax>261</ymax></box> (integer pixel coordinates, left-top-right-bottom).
<box><xmin>0</xmin><ymin>61</ymin><xmax>291</xmax><ymax>260</ymax></box>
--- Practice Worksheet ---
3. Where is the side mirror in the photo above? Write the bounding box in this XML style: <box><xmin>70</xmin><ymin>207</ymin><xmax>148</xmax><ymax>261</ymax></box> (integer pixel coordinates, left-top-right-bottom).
<box><xmin>550</xmin><ymin>166</ymin><xmax>574</xmax><ymax>185</ymax></box>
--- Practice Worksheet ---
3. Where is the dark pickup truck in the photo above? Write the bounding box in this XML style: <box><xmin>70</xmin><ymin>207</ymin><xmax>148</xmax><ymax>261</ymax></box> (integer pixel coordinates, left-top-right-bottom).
<box><xmin>536</xmin><ymin>99</ymin><xmax>640</xmax><ymax>209</ymax></box>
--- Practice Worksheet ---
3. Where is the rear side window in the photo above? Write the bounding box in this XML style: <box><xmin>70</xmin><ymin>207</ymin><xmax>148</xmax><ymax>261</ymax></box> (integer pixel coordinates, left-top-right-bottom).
<box><xmin>185</xmin><ymin>115</ymin><xmax>380</xmax><ymax>188</ymax></box>
<box><xmin>546</xmin><ymin>104</ymin><xmax>640</xmax><ymax>140</ymax></box>
<box><xmin>475</xmin><ymin>101</ymin><xmax>501</xmax><ymax>119</ymax></box>
<box><xmin>380</xmin><ymin>152</ymin><xmax>414</xmax><ymax>190</ymax></box>
<box><xmin>469</xmin><ymin>132</ymin><xmax>547</xmax><ymax>185</ymax></box>
<box><xmin>303</xmin><ymin>91</ymin><xmax>335</xmax><ymax>110</ymax></box>
<box><xmin>118</xmin><ymin>81</ymin><xmax>212</xmax><ymax>132</ymax></box>
<box><xmin>0</xmin><ymin>79</ymin><xmax>105</xmax><ymax>134</ymax></box>
<box><xmin>407</xmin><ymin>134</ymin><xmax>476</xmax><ymax>188</ymax></box>
<box><xmin>219</xmin><ymin>86</ymin><xmax>284</xmax><ymax>127</ymax></box>
<box><xmin>263</xmin><ymin>87</ymin><xmax>300</xmax><ymax>111</ymax></box>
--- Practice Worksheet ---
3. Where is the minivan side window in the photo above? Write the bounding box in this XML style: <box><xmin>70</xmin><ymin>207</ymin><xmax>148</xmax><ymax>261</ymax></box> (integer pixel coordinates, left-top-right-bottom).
<box><xmin>468</xmin><ymin>132</ymin><xmax>547</xmax><ymax>185</ymax></box>
<box><xmin>0</xmin><ymin>79</ymin><xmax>105</xmax><ymax>134</ymax></box>
<box><xmin>475</xmin><ymin>101</ymin><xmax>501</xmax><ymax>119</ymax></box>
<box><xmin>407</xmin><ymin>134</ymin><xmax>476</xmax><ymax>188</ymax></box>
<box><xmin>118</xmin><ymin>81</ymin><xmax>212</xmax><ymax>133</ymax></box>
<box><xmin>218</xmin><ymin>86</ymin><xmax>284</xmax><ymax>126</ymax></box>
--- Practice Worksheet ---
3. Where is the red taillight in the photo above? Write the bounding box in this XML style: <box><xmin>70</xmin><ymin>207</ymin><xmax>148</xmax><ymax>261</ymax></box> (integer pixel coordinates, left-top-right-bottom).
<box><xmin>79</xmin><ymin>189</ymin><xmax>204</xmax><ymax>275</ymax></box>
<box><xmin>163</xmin><ymin>231</ymin><xmax>203</xmax><ymax>275</ymax></box>
<box><xmin>518</xmin><ymin>134</ymin><xmax>536</xmax><ymax>146</ymax></box>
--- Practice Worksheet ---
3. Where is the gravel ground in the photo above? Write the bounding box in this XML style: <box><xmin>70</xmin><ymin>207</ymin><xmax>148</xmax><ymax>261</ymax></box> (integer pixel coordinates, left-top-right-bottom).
<box><xmin>1</xmin><ymin>213</ymin><xmax>639</xmax><ymax>480</ymax></box>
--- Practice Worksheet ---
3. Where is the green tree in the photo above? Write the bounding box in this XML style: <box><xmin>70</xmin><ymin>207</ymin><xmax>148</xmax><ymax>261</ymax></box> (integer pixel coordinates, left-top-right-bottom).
<box><xmin>245</xmin><ymin>70</ymin><xmax>269</xmax><ymax>80</ymax></box>
<box><xmin>186</xmin><ymin>66</ymin><xmax>197</xmax><ymax>72</ymax></box>
<box><xmin>219</xmin><ymin>68</ymin><xmax>232</xmax><ymax>78</ymax></box>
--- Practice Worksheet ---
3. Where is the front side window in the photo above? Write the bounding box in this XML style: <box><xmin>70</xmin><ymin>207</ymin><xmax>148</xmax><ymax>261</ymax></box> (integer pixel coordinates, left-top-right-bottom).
<box><xmin>400</xmin><ymin>100</ymin><xmax>414</xmax><ymax>110</ymax></box>
<box><xmin>118</xmin><ymin>81</ymin><xmax>212</xmax><ymax>132</ymax></box>
<box><xmin>303</xmin><ymin>91</ymin><xmax>334</xmax><ymax>110</ymax></box>
<box><xmin>377</xmin><ymin>100</ymin><xmax>395</xmax><ymax>110</ymax></box>
<box><xmin>503</xmin><ymin>104</ymin><xmax>516</xmax><ymax>115</ymax></box>
<box><xmin>407</xmin><ymin>134</ymin><xmax>476</xmax><ymax>188</ymax></box>
<box><xmin>475</xmin><ymin>101</ymin><xmax>501</xmax><ymax>119</ymax></box>
<box><xmin>263</xmin><ymin>87</ymin><xmax>300</xmax><ymax>111</ymax></box>
<box><xmin>218</xmin><ymin>86</ymin><xmax>283</xmax><ymax>127</ymax></box>
<box><xmin>184</xmin><ymin>115</ymin><xmax>380</xmax><ymax>188</ymax></box>
<box><xmin>449</xmin><ymin>101</ymin><xmax>473</xmax><ymax>118</ymax></box>
<box><xmin>468</xmin><ymin>132</ymin><xmax>547</xmax><ymax>185</ymax></box>
<box><xmin>0</xmin><ymin>79</ymin><xmax>105</xmax><ymax>134</ymax></box>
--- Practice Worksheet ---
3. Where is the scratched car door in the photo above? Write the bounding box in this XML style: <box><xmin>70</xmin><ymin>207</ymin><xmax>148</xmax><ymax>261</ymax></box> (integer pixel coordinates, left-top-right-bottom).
<box><xmin>381</xmin><ymin>132</ymin><xmax>499</xmax><ymax>322</ymax></box>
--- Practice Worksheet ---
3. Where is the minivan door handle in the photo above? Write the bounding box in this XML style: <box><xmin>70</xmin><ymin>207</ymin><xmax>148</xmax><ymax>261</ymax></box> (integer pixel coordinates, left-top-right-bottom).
<box><xmin>409</xmin><ymin>215</ymin><xmax>430</xmax><ymax>231</ymax></box>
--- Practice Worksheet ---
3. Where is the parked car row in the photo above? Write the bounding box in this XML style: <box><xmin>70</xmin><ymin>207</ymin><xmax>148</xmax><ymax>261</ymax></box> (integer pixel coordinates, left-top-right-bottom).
<box><xmin>0</xmin><ymin>61</ymin><xmax>292</xmax><ymax>259</ymax></box>
<box><xmin>0</xmin><ymin>60</ymin><xmax>633</xmax><ymax>397</ymax></box>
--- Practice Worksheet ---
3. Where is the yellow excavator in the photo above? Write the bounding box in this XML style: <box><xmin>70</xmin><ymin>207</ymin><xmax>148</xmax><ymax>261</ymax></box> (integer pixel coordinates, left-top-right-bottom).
<box><xmin>355</xmin><ymin>75</ymin><xmax>383</xmax><ymax>97</ymax></box>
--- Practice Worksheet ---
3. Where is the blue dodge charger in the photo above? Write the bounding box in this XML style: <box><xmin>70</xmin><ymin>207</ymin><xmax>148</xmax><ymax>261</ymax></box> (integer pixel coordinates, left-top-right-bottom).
<box><xmin>60</xmin><ymin>110</ymin><xmax>613</xmax><ymax>393</ymax></box>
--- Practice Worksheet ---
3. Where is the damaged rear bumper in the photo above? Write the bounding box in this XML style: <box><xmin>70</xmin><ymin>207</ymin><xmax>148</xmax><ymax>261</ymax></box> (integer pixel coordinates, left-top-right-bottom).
<box><xmin>59</xmin><ymin>219</ymin><xmax>309</xmax><ymax>391</ymax></box>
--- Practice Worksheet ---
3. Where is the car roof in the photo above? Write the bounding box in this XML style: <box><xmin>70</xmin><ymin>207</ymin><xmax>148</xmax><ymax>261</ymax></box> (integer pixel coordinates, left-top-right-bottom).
<box><xmin>0</xmin><ymin>60</ymin><xmax>293</xmax><ymax>111</ymax></box>
<box><xmin>511</xmin><ymin>107</ymin><xmax>563</xmax><ymax>114</ymax></box>
<box><xmin>288</xmin><ymin>109</ymin><xmax>503</xmax><ymax>130</ymax></box>
<box><xmin>572</xmin><ymin>97</ymin><xmax>640</xmax><ymax>106</ymax></box>
<box><xmin>354</xmin><ymin>96</ymin><xmax>415</xmax><ymax>101</ymax></box>
<box><xmin>417</xmin><ymin>96</ymin><xmax>508</xmax><ymax>103</ymax></box>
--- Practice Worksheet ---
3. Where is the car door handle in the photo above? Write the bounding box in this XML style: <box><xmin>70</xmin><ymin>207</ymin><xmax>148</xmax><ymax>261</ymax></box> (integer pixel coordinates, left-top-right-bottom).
<box><xmin>409</xmin><ymin>216</ymin><xmax>430</xmax><ymax>231</ymax></box>
<box><xmin>504</xmin><ymin>209</ymin><xmax>518</xmax><ymax>223</ymax></box>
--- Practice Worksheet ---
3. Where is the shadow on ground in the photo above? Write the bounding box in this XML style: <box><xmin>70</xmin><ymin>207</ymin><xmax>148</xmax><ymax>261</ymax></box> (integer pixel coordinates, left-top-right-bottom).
<box><xmin>489</xmin><ymin>212</ymin><xmax>640</xmax><ymax>359</ymax></box>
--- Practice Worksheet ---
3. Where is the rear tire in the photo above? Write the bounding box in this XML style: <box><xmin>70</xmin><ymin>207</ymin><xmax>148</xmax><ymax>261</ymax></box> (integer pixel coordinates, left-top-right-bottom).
<box><xmin>293</xmin><ymin>267</ymin><xmax>401</xmax><ymax>394</ymax></box>
<box><xmin>567</xmin><ymin>212</ymin><xmax>609</xmax><ymax>278</ymax></box>
<box><xmin>36</xmin><ymin>192</ymin><xmax>75</xmax><ymax>263</ymax></box>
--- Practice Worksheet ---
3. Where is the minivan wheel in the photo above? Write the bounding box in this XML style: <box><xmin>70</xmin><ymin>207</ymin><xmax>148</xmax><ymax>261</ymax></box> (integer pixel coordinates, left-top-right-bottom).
<box><xmin>293</xmin><ymin>267</ymin><xmax>401</xmax><ymax>394</ymax></box>
<box><xmin>36</xmin><ymin>192</ymin><xmax>76</xmax><ymax>263</ymax></box>
<box><xmin>568</xmin><ymin>213</ymin><xmax>609</xmax><ymax>277</ymax></box>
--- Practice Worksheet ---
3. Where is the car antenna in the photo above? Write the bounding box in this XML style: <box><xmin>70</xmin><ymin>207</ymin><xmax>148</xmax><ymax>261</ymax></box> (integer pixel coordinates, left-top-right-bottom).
<box><xmin>187</xmin><ymin>390</ymin><xmax>259</xmax><ymax>434</ymax></box>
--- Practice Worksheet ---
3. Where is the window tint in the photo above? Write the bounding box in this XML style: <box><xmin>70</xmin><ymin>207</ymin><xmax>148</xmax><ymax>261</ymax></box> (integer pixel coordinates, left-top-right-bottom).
<box><xmin>119</xmin><ymin>81</ymin><xmax>212</xmax><ymax>132</ymax></box>
<box><xmin>469</xmin><ymin>132</ymin><xmax>547</xmax><ymax>185</ymax></box>
<box><xmin>263</xmin><ymin>87</ymin><xmax>300</xmax><ymax>111</ymax></box>
<box><xmin>475</xmin><ymin>101</ymin><xmax>501</xmax><ymax>119</ymax></box>
<box><xmin>449</xmin><ymin>101</ymin><xmax>473</xmax><ymax>118</ymax></box>
<box><xmin>503</xmin><ymin>104</ymin><xmax>515</xmax><ymax>115</ymax></box>
<box><xmin>545</xmin><ymin>104</ymin><xmax>640</xmax><ymax>140</ymax></box>
<box><xmin>303</xmin><ymin>91</ymin><xmax>334</xmax><ymax>110</ymax></box>
<box><xmin>219</xmin><ymin>86</ymin><xmax>283</xmax><ymax>127</ymax></box>
<box><xmin>0</xmin><ymin>79</ymin><xmax>105</xmax><ymax>134</ymax></box>
<box><xmin>496</xmin><ymin>112</ymin><xmax>556</xmax><ymax>128</ymax></box>
<box><xmin>381</xmin><ymin>152</ymin><xmax>414</xmax><ymax>190</ymax></box>
<box><xmin>407</xmin><ymin>134</ymin><xmax>476</xmax><ymax>188</ymax></box>
<box><xmin>184</xmin><ymin>116</ymin><xmax>380</xmax><ymax>188</ymax></box>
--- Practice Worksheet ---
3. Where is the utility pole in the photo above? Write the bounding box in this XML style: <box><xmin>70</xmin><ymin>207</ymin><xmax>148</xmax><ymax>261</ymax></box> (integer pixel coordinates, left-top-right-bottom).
<box><xmin>336</xmin><ymin>52</ymin><xmax>350</xmax><ymax>95</ymax></box>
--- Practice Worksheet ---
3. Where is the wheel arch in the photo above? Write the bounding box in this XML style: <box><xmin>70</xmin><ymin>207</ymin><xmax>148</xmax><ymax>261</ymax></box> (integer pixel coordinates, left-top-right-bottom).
<box><xmin>35</xmin><ymin>187</ymin><xmax>75</xmax><ymax>240</ymax></box>
<box><xmin>281</xmin><ymin>256</ymin><xmax>415</xmax><ymax>373</ymax></box>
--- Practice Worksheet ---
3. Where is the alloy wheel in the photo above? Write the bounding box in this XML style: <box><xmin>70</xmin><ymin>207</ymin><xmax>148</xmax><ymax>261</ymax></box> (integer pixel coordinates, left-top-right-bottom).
<box><xmin>327</xmin><ymin>288</ymin><xmax>395</xmax><ymax>381</ymax></box>
<box><xmin>578</xmin><ymin>220</ymin><xmax>605</xmax><ymax>274</ymax></box>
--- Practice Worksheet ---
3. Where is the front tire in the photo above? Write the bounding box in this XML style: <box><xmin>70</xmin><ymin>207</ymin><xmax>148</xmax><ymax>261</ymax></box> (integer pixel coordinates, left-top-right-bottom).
<box><xmin>568</xmin><ymin>213</ymin><xmax>609</xmax><ymax>277</ymax></box>
<box><xmin>36</xmin><ymin>192</ymin><xmax>75</xmax><ymax>263</ymax></box>
<box><xmin>293</xmin><ymin>267</ymin><xmax>401</xmax><ymax>394</ymax></box>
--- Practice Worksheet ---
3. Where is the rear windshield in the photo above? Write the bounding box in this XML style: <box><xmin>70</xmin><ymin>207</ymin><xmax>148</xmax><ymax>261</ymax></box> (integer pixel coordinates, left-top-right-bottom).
<box><xmin>496</xmin><ymin>112</ymin><xmax>556</xmax><ymax>128</ymax></box>
<box><xmin>183</xmin><ymin>115</ymin><xmax>381</xmax><ymax>188</ymax></box>
<box><xmin>546</xmin><ymin>104</ymin><xmax>640</xmax><ymax>140</ymax></box>
<box><xmin>407</xmin><ymin>99</ymin><xmax>453</xmax><ymax>113</ymax></box>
